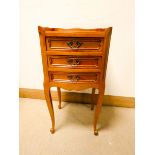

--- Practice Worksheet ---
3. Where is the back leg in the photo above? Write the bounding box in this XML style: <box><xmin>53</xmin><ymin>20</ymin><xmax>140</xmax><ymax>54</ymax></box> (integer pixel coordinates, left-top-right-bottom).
<box><xmin>91</xmin><ymin>88</ymin><xmax>95</xmax><ymax>110</ymax></box>
<box><xmin>57</xmin><ymin>87</ymin><xmax>61</xmax><ymax>109</ymax></box>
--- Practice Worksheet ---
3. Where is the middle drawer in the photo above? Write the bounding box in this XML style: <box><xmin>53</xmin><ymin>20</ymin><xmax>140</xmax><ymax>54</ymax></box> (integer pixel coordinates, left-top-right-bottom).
<box><xmin>49</xmin><ymin>72</ymin><xmax>99</xmax><ymax>83</ymax></box>
<box><xmin>47</xmin><ymin>56</ymin><xmax>100</xmax><ymax>68</ymax></box>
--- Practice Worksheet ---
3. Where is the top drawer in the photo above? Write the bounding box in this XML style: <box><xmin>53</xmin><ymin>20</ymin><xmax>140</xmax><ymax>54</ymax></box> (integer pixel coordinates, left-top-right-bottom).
<box><xmin>46</xmin><ymin>37</ymin><xmax>102</xmax><ymax>51</ymax></box>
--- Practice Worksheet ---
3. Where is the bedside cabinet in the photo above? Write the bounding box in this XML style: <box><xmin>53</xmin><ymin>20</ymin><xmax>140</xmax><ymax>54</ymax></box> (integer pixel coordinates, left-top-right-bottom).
<box><xmin>38</xmin><ymin>26</ymin><xmax>112</xmax><ymax>135</ymax></box>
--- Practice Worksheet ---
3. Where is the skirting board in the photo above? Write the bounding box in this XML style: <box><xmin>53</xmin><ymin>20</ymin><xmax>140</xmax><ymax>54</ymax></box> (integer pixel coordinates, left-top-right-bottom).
<box><xmin>19</xmin><ymin>88</ymin><xmax>135</xmax><ymax>108</ymax></box>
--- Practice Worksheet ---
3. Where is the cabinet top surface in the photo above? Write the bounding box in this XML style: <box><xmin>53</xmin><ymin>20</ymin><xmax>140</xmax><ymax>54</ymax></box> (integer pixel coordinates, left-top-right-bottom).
<box><xmin>38</xmin><ymin>26</ymin><xmax>112</xmax><ymax>37</ymax></box>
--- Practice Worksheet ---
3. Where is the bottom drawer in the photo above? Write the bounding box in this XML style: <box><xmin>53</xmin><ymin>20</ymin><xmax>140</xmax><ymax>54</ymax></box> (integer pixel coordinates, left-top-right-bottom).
<box><xmin>49</xmin><ymin>72</ymin><xmax>98</xmax><ymax>83</ymax></box>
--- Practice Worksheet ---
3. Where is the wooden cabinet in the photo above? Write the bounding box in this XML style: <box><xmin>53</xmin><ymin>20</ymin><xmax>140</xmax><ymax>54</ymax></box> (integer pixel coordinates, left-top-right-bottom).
<box><xmin>38</xmin><ymin>26</ymin><xmax>112</xmax><ymax>135</ymax></box>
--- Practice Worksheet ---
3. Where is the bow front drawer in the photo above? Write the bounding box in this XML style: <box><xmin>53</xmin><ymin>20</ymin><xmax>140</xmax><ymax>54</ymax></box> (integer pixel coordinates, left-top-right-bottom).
<box><xmin>46</xmin><ymin>37</ymin><xmax>102</xmax><ymax>51</ymax></box>
<box><xmin>48</xmin><ymin>56</ymin><xmax>100</xmax><ymax>68</ymax></box>
<box><xmin>49</xmin><ymin>72</ymin><xmax>99</xmax><ymax>83</ymax></box>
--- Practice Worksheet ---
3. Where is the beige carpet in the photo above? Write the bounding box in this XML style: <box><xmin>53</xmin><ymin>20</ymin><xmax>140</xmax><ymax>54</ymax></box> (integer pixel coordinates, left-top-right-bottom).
<box><xmin>19</xmin><ymin>98</ymin><xmax>134</xmax><ymax>155</ymax></box>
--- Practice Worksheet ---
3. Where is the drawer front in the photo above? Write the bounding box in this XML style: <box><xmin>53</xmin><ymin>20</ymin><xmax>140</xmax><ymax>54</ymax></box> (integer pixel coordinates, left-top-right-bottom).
<box><xmin>49</xmin><ymin>72</ymin><xmax>99</xmax><ymax>83</ymax></box>
<box><xmin>46</xmin><ymin>37</ymin><xmax>102</xmax><ymax>50</ymax></box>
<box><xmin>48</xmin><ymin>56</ymin><xmax>100</xmax><ymax>68</ymax></box>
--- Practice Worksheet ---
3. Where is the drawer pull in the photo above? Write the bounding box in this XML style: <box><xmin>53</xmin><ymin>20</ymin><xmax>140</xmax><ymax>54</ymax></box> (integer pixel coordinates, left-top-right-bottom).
<box><xmin>67</xmin><ymin>58</ymin><xmax>80</xmax><ymax>65</ymax></box>
<box><xmin>75</xmin><ymin>75</ymin><xmax>80</xmax><ymax>81</ymax></box>
<box><xmin>75</xmin><ymin>59</ymin><xmax>80</xmax><ymax>65</ymax></box>
<box><xmin>67</xmin><ymin>75</ymin><xmax>80</xmax><ymax>82</ymax></box>
<box><xmin>67</xmin><ymin>40</ymin><xmax>82</xmax><ymax>49</ymax></box>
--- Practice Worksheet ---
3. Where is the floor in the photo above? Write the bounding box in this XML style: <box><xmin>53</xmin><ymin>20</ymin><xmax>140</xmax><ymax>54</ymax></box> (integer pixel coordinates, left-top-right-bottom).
<box><xmin>19</xmin><ymin>98</ymin><xmax>135</xmax><ymax>155</ymax></box>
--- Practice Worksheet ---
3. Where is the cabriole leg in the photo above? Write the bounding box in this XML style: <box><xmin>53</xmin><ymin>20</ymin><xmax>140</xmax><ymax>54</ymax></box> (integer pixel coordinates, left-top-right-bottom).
<box><xmin>44</xmin><ymin>85</ymin><xmax>55</xmax><ymax>134</ymax></box>
<box><xmin>93</xmin><ymin>87</ymin><xmax>104</xmax><ymax>136</ymax></box>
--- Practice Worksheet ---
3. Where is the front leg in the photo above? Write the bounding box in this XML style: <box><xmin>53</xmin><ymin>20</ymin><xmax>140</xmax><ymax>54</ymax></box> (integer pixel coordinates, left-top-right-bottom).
<box><xmin>93</xmin><ymin>87</ymin><xmax>104</xmax><ymax>135</ymax></box>
<box><xmin>44</xmin><ymin>85</ymin><xmax>55</xmax><ymax>134</ymax></box>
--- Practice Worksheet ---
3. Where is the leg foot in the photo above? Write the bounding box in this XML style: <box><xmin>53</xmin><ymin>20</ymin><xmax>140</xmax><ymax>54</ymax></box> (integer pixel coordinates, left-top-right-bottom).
<box><xmin>50</xmin><ymin>128</ymin><xmax>55</xmax><ymax>134</ymax></box>
<box><xmin>94</xmin><ymin>130</ymin><xmax>99</xmax><ymax>136</ymax></box>
<box><xmin>58</xmin><ymin>105</ymin><xmax>61</xmax><ymax>109</ymax></box>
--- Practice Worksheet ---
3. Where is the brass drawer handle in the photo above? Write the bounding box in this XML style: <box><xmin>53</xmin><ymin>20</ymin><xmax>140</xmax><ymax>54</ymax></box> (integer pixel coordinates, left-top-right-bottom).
<box><xmin>75</xmin><ymin>75</ymin><xmax>80</xmax><ymax>81</ymax></box>
<box><xmin>67</xmin><ymin>58</ymin><xmax>80</xmax><ymax>65</ymax></box>
<box><xmin>67</xmin><ymin>40</ymin><xmax>82</xmax><ymax>49</ymax></box>
<box><xmin>75</xmin><ymin>59</ymin><xmax>80</xmax><ymax>65</ymax></box>
<box><xmin>67</xmin><ymin>75</ymin><xmax>80</xmax><ymax>81</ymax></box>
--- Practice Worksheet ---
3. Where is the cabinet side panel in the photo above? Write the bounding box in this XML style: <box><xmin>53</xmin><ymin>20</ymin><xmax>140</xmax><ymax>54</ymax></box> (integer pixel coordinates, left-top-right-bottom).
<box><xmin>101</xmin><ymin>27</ymin><xmax>112</xmax><ymax>83</ymax></box>
<box><xmin>38</xmin><ymin>26</ymin><xmax>49</xmax><ymax>85</ymax></box>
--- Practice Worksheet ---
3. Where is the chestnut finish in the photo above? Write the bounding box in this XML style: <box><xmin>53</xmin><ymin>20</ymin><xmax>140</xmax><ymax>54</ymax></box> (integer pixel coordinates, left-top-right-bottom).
<box><xmin>38</xmin><ymin>26</ymin><xmax>112</xmax><ymax>135</ymax></box>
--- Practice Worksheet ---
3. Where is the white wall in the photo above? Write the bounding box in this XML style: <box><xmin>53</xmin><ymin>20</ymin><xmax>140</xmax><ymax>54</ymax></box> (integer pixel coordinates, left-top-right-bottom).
<box><xmin>20</xmin><ymin>0</ymin><xmax>134</xmax><ymax>97</ymax></box>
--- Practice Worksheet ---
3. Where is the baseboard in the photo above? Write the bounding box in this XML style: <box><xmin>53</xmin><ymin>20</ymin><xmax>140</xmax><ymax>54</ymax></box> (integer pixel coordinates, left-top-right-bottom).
<box><xmin>19</xmin><ymin>88</ymin><xmax>135</xmax><ymax>108</ymax></box>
